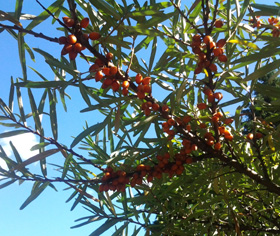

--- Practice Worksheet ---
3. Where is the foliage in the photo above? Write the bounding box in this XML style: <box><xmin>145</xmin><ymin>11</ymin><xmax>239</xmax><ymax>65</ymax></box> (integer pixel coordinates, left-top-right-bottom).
<box><xmin>1</xmin><ymin>0</ymin><xmax>280</xmax><ymax>235</ymax></box>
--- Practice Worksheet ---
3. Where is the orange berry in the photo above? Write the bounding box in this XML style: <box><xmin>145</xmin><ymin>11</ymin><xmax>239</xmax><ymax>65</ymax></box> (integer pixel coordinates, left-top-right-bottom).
<box><xmin>208</xmin><ymin>93</ymin><xmax>215</xmax><ymax>103</ymax></box>
<box><xmin>185</xmin><ymin>157</ymin><xmax>193</xmax><ymax>164</ymax></box>
<box><xmin>137</xmin><ymin>91</ymin><xmax>145</xmax><ymax>99</ymax></box>
<box><xmin>135</xmin><ymin>73</ymin><xmax>143</xmax><ymax>84</ymax></box>
<box><xmin>69</xmin><ymin>51</ymin><xmax>77</xmax><ymax>60</ymax></box>
<box><xmin>214</xmin><ymin>92</ymin><xmax>223</xmax><ymax>100</ymax></box>
<box><xmin>197</xmin><ymin>103</ymin><xmax>207</xmax><ymax>110</ymax></box>
<box><xmin>144</xmin><ymin>108</ymin><xmax>151</xmax><ymax>116</ymax></box>
<box><xmin>63</xmin><ymin>16</ymin><xmax>74</xmax><ymax>27</ymax></box>
<box><xmin>167</xmin><ymin>118</ymin><xmax>176</xmax><ymax>126</ymax></box>
<box><xmin>218</xmin><ymin>126</ymin><xmax>226</xmax><ymax>134</ymax></box>
<box><xmin>122</xmin><ymin>88</ymin><xmax>129</xmax><ymax>96</ymax></box>
<box><xmin>63</xmin><ymin>44</ymin><xmax>73</xmax><ymax>53</ymax></box>
<box><xmin>152</xmin><ymin>103</ymin><xmax>160</xmax><ymax>111</ymax></box>
<box><xmin>67</xmin><ymin>35</ymin><xmax>77</xmax><ymax>44</ymax></box>
<box><xmin>193</xmin><ymin>34</ymin><xmax>201</xmax><ymax>42</ymax></box>
<box><xmin>214</xmin><ymin>142</ymin><xmax>222</xmax><ymax>150</ymax></box>
<box><xmin>162</xmin><ymin>104</ymin><xmax>169</xmax><ymax>112</ymax></box>
<box><xmin>214</xmin><ymin>20</ymin><xmax>223</xmax><ymax>28</ymax></box>
<box><xmin>194</xmin><ymin>67</ymin><xmax>202</xmax><ymax>74</ymax></box>
<box><xmin>111</xmin><ymin>80</ymin><xmax>120</xmax><ymax>92</ymax></box>
<box><xmin>106</xmin><ymin>52</ymin><xmax>113</xmax><ymax>61</ymax></box>
<box><xmin>213</xmin><ymin>48</ymin><xmax>223</xmax><ymax>57</ymax></box>
<box><xmin>80</xmin><ymin>17</ymin><xmax>89</xmax><ymax>28</ymax></box>
<box><xmin>203</xmin><ymin>87</ymin><xmax>212</xmax><ymax>96</ymax></box>
<box><xmin>192</xmin><ymin>46</ymin><xmax>202</xmax><ymax>54</ymax></box>
<box><xmin>58</xmin><ymin>36</ymin><xmax>67</xmax><ymax>44</ymax></box>
<box><xmin>216</xmin><ymin>39</ymin><xmax>226</xmax><ymax>48</ymax></box>
<box><xmin>183</xmin><ymin>115</ymin><xmax>192</xmax><ymax>123</ymax></box>
<box><xmin>142</xmin><ymin>77</ymin><xmax>151</xmax><ymax>85</ymax></box>
<box><xmin>89</xmin><ymin>63</ymin><xmax>99</xmax><ymax>72</ymax></box>
<box><xmin>122</xmin><ymin>81</ymin><xmax>130</xmax><ymax>89</ymax></box>
<box><xmin>73</xmin><ymin>43</ymin><xmax>83</xmax><ymax>53</ymax></box>
<box><xmin>102</xmin><ymin>67</ymin><xmax>111</xmax><ymax>76</ymax></box>
<box><xmin>110</xmin><ymin>66</ymin><xmax>118</xmax><ymax>75</ymax></box>
<box><xmin>186</xmin><ymin>124</ymin><xmax>191</xmax><ymax>132</ymax></box>
<box><xmin>207</xmin><ymin>139</ymin><xmax>214</xmax><ymax>146</ymax></box>
<box><xmin>143</xmin><ymin>85</ymin><xmax>151</xmax><ymax>93</ymax></box>
<box><xmin>89</xmin><ymin>32</ymin><xmax>101</xmax><ymax>40</ymax></box>
<box><xmin>224</xmin><ymin>118</ymin><xmax>234</xmax><ymax>125</ymax></box>
<box><xmin>209</xmin><ymin>41</ymin><xmax>216</xmax><ymax>49</ymax></box>
<box><xmin>247</xmin><ymin>133</ymin><xmax>254</xmax><ymax>140</ymax></box>
<box><xmin>203</xmin><ymin>35</ymin><xmax>213</xmax><ymax>45</ymax></box>
<box><xmin>218</xmin><ymin>55</ymin><xmax>228</xmax><ymax>62</ymax></box>
<box><xmin>224</xmin><ymin>134</ymin><xmax>233</xmax><ymax>141</ymax></box>
<box><xmin>95</xmin><ymin>71</ymin><xmax>103</xmax><ymax>82</ymax></box>
<box><xmin>209</xmin><ymin>63</ymin><xmax>218</xmax><ymax>72</ymax></box>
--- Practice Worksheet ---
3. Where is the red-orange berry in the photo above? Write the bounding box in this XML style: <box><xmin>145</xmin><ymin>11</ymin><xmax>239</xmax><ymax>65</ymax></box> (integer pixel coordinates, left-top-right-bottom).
<box><xmin>197</xmin><ymin>103</ymin><xmax>207</xmax><ymax>110</ymax></box>
<box><xmin>152</xmin><ymin>103</ymin><xmax>160</xmax><ymax>111</ymax></box>
<box><xmin>218</xmin><ymin>55</ymin><xmax>228</xmax><ymax>62</ymax></box>
<box><xmin>89</xmin><ymin>32</ymin><xmax>101</xmax><ymax>40</ymax></box>
<box><xmin>110</xmin><ymin>66</ymin><xmax>118</xmax><ymax>75</ymax></box>
<box><xmin>111</xmin><ymin>80</ymin><xmax>120</xmax><ymax>92</ymax></box>
<box><xmin>162</xmin><ymin>104</ymin><xmax>169</xmax><ymax>112</ymax></box>
<box><xmin>63</xmin><ymin>17</ymin><xmax>74</xmax><ymax>27</ymax></box>
<box><xmin>247</xmin><ymin>133</ymin><xmax>254</xmax><ymax>140</ymax></box>
<box><xmin>216</xmin><ymin>39</ymin><xmax>226</xmax><ymax>48</ymax></box>
<box><xmin>67</xmin><ymin>35</ymin><xmax>77</xmax><ymax>44</ymax></box>
<box><xmin>214</xmin><ymin>142</ymin><xmax>222</xmax><ymax>150</ymax></box>
<box><xmin>214</xmin><ymin>20</ymin><xmax>223</xmax><ymax>28</ymax></box>
<box><xmin>80</xmin><ymin>17</ymin><xmax>89</xmax><ymax>28</ymax></box>
<box><xmin>69</xmin><ymin>51</ymin><xmax>77</xmax><ymax>60</ymax></box>
<box><xmin>95</xmin><ymin>71</ymin><xmax>103</xmax><ymax>82</ymax></box>
<box><xmin>122</xmin><ymin>81</ymin><xmax>129</xmax><ymax>89</ymax></box>
<box><xmin>203</xmin><ymin>35</ymin><xmax>213</xmax><ymax>45</ymax></box>
<box><xmin>58</xmin><ymin>36</ymin><xmax>67</xmax><ymax>44</ymax></box>
<box><xmin>73</xmin><ymin>43</ymin><xmax>83</xmax><ymax>53</ymax></box>
<box><xmin>106</xmin><ymin>52</ymin><xmax>113</xmax><ymax>61</ymax></box>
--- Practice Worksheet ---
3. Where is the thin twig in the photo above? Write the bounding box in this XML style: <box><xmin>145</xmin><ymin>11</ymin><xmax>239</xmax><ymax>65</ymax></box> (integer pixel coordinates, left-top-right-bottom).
<box><xmin>0</xmin><ymin>23</ymin><xmax>59</xmax><ymax>42</ymax></box>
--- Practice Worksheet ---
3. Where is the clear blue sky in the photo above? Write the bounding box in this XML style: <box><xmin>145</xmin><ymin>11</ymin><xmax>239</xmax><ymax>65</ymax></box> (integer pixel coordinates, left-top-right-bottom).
<box><xmin>0</xmin><ymin>0</ymin><xmax>276</xmax><ymax>236</ymax></box>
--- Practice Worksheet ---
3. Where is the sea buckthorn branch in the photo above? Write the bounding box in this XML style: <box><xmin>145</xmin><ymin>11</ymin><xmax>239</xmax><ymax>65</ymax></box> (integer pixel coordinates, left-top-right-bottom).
<box><xmin>35</xmin><ymin>0</ymin><xmax>72</xmax><ymax>32</ymax></box>
<box><xmin>170</xmin><ymin>0</ymin><xmax>203</xmax><ymax>36</ymax></box>
<box><xmin>0</xmin><ymin>23</ymin><xmax>59</xmax><ymax>43</ymax></box>
<box><xmin>0</xmin><ymin>106</ymin><xmax>104</xmax><ymax>172</ymax></box>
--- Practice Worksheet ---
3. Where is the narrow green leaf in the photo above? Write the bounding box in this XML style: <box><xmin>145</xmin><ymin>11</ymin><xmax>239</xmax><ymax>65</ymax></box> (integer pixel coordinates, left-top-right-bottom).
<box><xmin>16</xmin><ymin>81</ymin><xmax>26</xmax><ymax>124</ymax></box>
<box><xmin>15</xmin><ymin>0</ymin><xmax>23</xmax><ymax>20</ymax></box>
<box><xmin>18</xmin><ymin>32</ymin><xmax>27</xmax><ymax>81</ymax></box>
<box><xmin>61</xmin><ymin>153</ymin><xmax>73</xmax><ymax>179</ymax></box>
<box><xmin>71</xmin><ymin>113</ymin><xmax>111</xmax><ymax>148</ymax></box>
<box><xmin>13</xmin><ymin>149</ymin><xmax>59</xmax><ymax>171</ymax></box>
<box><xmin>28</xmin><ymin>88</ymin><xmax>42</xmax><ymax>132</ymax></box>
<box><xmin>148</xmin><ymin>37</ymin><xmax>157</xmax><ymax>73</ymax></box>
<box><xmin>25</xmin><ymin>0</ymin><xmax>63</xmax><ymax>31</ymax></box>
<box><xmin>244</xmin><ymin>60</ymin><xmax>280</xmax><ymax>82</ymax></box>
<box><xmin>20</xmin><ymin>181</ymin><xmax>50</xmax><ymax>210</ymax></box>
<box><xmin>89</xmin><ymin>219</ymin><xmax>120</xmax><ymax>236</ymax></box>
<box><xmin>89</xmin><ymin>0</ymin><xmax>121</xmax><ymax>20</ymax></box>
<box><xmin>0</xmin><ymin>130</ymin><xmax>30</xmax><ymax>139</ymax></box>
<box><xmin>9</xmin><ymin>141</ymin><xmax>23</xmax><ymax>164</ymax></box>
<box><xmin>79</xmin><ymin>81</ymin><xmax>91</xmax><ymax>107</ymax></box>
<box><xmin>48</xmin><ymin>89</ymin><xmax>58</xmax><ymax>140</ymax></box>
<box><xmin>71</xmin><ymin>184</ymin><xmax>87</xmax><ymax>211</ymax></box>
<box><xmin>9</xmin><ymin>77</ymin><xmax>14</xmax><ymax>111</ymax></box>
<box><xmin>0</xmin><ymin>179</ymin><xmax>17</xmax><ymax>189</ymax></box>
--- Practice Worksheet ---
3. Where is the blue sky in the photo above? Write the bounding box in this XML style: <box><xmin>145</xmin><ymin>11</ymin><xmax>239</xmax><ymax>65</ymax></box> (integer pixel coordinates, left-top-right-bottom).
<box><xmin>0</xmin><ymin>0</ymin><xmax>277</xmax><ymax>235</ymax></box>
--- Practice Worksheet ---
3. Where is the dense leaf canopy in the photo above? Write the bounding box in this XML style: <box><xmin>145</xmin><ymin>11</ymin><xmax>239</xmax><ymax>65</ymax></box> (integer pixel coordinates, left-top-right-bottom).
<box><xmin>1</xmin><ymin>0</ymin><xmax>280</xmax><ymax>235</ymax></box>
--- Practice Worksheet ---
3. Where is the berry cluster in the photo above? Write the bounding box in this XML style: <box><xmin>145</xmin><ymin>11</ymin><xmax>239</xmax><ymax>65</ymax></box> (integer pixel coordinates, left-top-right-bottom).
<box><xmin>269</xmin><ymin>17</ymin><xmax>280</xmax><ymax>37</ymax></box>
<box><xmin>58</xmin><ymin>17</ymin><xmax>101</xmax><ymax>61</ymax></box>
<box><xmin>192</xmin><ymin>34</ymin><xmax>227</xmax><ymax>75</ymax></box>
